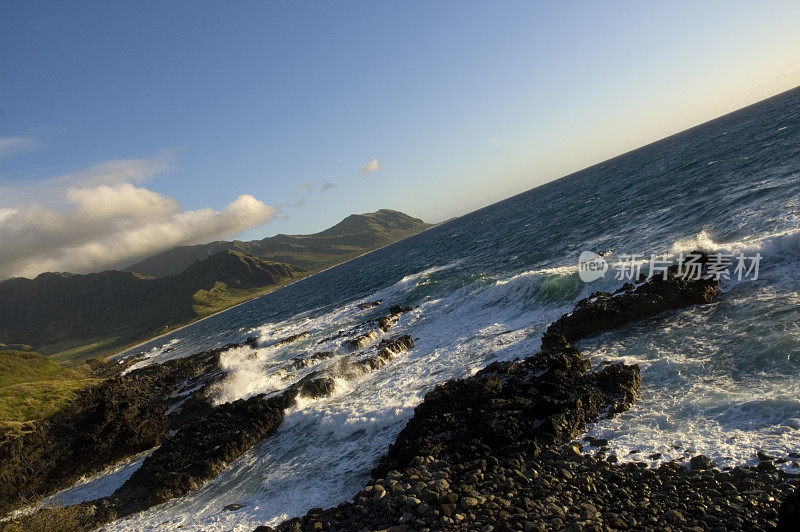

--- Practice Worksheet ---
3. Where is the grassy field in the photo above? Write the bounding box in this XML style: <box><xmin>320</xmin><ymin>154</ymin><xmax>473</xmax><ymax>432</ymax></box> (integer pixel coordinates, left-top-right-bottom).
<box><xmin>0</xmin><ymin>350</ymin><xmax>101</xmax><ymax>434</ymax></box>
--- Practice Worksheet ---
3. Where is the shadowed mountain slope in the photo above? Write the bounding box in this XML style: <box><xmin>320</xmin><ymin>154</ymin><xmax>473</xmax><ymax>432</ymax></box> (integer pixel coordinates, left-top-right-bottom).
<box><xmin>0</xmin><ymin>210</ymin><xmax>430</xmax><ymax>362</ymax></box>
<box><xmin>0</xmin><ymin>251</ymin><xmax>298</xmax><ymax>361</ymax></box>
<box><xmin>126</xmin><ymin>209</ymin><xmax>431</xmax><ymax>278</ymax></box>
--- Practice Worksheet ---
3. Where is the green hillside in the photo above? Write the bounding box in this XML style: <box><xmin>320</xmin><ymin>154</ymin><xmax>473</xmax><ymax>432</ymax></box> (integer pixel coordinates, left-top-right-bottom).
<box><xmin>0</xmin><ymin>251</ymin><xmax>298</xmax><ymax>362</ymax></box>
<box><xmin>127</xmin><ymin>209</ymin><xmax>431</xmax><ymax>277</ymax></box>
<box><xmin>0</xmin><ymin>350</ymin><xmax>100</xmax><ymax>434</ymax></box>
<box><xmin>0</xmin><ymin>210</ymin><xmax>431</xmax><ymax>363</ymax></box>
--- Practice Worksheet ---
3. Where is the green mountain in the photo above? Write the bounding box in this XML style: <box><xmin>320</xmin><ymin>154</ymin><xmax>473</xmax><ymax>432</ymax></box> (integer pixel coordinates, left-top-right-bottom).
<box><xmin>127</xmin><ymin>209</ymin><xmax>431</xmax><ymax>278</ymax></box>
<box><xmin>0</xmin><ymin>210</ymin><xmax>431</xmax><ymax>362</ymax></box>
<box><xmin>0</xmin><ymin>251</ymin><xmax>298</xmax><ymax>362</ymax></box>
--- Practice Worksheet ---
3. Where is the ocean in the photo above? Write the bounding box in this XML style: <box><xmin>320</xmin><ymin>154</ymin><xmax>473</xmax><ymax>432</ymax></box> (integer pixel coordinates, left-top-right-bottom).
<box><xmin>48</xmin><ymin>87</ymin><xmax>800</xmax><ymax>530</ymax></box>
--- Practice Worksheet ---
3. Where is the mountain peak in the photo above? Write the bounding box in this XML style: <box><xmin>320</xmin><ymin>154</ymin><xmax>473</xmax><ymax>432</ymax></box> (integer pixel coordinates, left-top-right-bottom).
<box><xmin>127</xmin><ymin>209</ymin><xmax>431</xmax><ymax>278</ymax></box>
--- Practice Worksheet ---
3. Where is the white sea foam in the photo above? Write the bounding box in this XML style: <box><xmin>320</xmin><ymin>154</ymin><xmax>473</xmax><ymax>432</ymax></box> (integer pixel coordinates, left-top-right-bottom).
<box><xmin>100</xmin><ymin>262</ymin><xmax>580</xmax><ymax>530</ymax></box>
<box><xmin>582</xmin><ymin>228</ymin><xmax>800</xmax><ymax>470</ymax></box>
<box><xmin>1</xmin><ymin>449</ymin><xmax>155</xmax><ymax>524</ymax></box>
<box><xmin>57</xmin><ymin>224</ymin><xmax>800</xmax><ymax>530</ymax></box>
<box><xmin>121</xmin><ymin>338</ymin><xmax>182</xmax><ymax>375</ymax></box>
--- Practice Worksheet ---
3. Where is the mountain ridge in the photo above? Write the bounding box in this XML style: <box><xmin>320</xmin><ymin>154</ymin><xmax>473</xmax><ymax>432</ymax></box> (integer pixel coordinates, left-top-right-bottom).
<box><xmin>0</xmin><ymin>251</ymin><xmax>300</xmax><ymax>361</ymax></box>
<box><xmin>127</xmin><ymin>209</ymin><xmax>430</xmax><ymax>278</ymax></box>
<box><xmin>0</xmin><ymin>210</ymin><xmax>431</xmax><ymax>362</ymax></box>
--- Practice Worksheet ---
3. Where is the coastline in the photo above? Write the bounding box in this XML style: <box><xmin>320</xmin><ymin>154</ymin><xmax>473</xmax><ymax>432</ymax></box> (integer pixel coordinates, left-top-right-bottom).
<box><xmin>9</xmin><ymin>251</ymin><xmax>798</xmax><ymax>530</ymax></box>
<box><xmin>109</xmin><ymin>225</ymin><xmax>438</xmax><ymax>361</ymax></box>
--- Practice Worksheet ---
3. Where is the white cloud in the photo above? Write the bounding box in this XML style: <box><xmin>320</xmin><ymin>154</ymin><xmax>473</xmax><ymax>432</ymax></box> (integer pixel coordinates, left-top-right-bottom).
<box><xmin>0</xmin><ymin>208</ymin><xmax>16</xmax><ymax>223</ymax></box>
<box><xmin>0</xmin><ymin>179</ymin><xmax>276</xmax><ymax>280</ymax></box>
<box><xmin>0</xmin><ymin>152</ymin><xmax>173</xmax><ymax>207</ymax></box>
<box><xmin>57</xmin><ymin>155</ymin><xmax>172</xmax><ymax>187</ymax></box>
<box><xmin>360</xmin><ymin>157</ymin><xmax>381</xmax><ymax>174</ymax></box>
<box><xmin>0</xmin><ymin>137</ymin><xmax>37</xmax><ymax>158</ymax></box>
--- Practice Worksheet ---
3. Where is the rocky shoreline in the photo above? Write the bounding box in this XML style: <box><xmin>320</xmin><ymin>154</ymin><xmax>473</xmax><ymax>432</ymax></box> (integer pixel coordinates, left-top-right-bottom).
<box><xmin>2</xmin><ymin>261</ymin><xmax>799</xmax><ymax>531</ymax></box>
<box><xmin>0</xmin><ymin>305</ymin><xmax>415</xmax><ymax>530</ymax></box>
<box><xmin>264</xmin><ymin>264</ymin><xmax>799</xmax><ymax>531</ymax></box>
<box><xmin>271</xmin><ymin>444</ymin><xmax>795</xmax><ymax>531</ymax></box>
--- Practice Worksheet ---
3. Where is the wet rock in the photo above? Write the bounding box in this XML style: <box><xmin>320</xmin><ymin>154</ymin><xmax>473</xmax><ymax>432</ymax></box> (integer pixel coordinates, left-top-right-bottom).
<box><xmin>0</xmin><ymin>340</ymin><xmax>243</xmax><ymax>515</ymax></box>
<box><xmin>542</xmin><ymin>268</ymin><xmax>718</xmax><ymax>348</ymax></box>
<box><xmin>778</xmin><ymin>488</ymin><xmax>800</xmax><ymax>530</ymax></box>
<box><xmin>244</xmin><ymin>336</ymin><xmax>259</xmax><ymax>348</ymax></box>
<box><xmin>378</xmin><ymin>314</ymin><xmax>399</xmax><ymax>332</ymax></box>
<box><xmin>585</xmin><ymin>436</ymin><xmax>608</xmax><ymax>447</ymax></box>
<box><xmin>274</xmin><ymin>331</ymin><xmax>310</xmax><ymax>346</ymax></box>
<box><xmin>289</xmin><ymin>375</ymin><xmax>337</xmax><ymax>399</ymax></box>
<box><xmin>284</xmin><ymin>351</ymin><xmax>335</xmax><ymax>371</ymax></box>
<box><xmin>664</xmin><ymin>509</ymin><xmax>685</xmax><ymax>524</ymax></box>
<box><xmin>344</xmin><ymin>329</ymin><xmax>379</xmax><ymax>350</ymax></box>
<box><xmin>460</xmin><ymin>497</ymin><xmax>479</xmax><ymax>510</ymax></box>
<box><xmin>757</xmin><ymin>460</ymin><xmax>777</xmax><ymax>472</ymax></box>
<box><xmin>690</xmin><ymin>455</ymin><xmax>716</xmax><ymax>471</ymax></box>
<box><xmin>112</xmin><ymin>394</ymin><xmax>285</xmax><ymax>515</ymax></box>
<box><xmin>357</xmin><ymin>300</ymin><xmax>381</xmax><ymax>310</ymax></box>
<box><xmin>618</xmin><ymin>282</ymin><xmax>636</xmax><ymax>292</ymax></box>
<box><xmin>223</xmin><ymin>503</ymin><xmax>244</xmax><ymax>511</ymax></box>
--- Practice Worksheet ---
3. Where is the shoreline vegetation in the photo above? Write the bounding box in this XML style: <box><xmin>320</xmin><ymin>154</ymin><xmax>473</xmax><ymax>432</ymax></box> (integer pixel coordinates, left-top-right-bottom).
<box><xmin>0</xmin><ymin>350</ymin><xmax>101</xmax><ymax>435</ymax></box>
<box><xmin>5</xmin><ymin>251</ymin><xmax>796</xmax><ymax>530</ymax></box>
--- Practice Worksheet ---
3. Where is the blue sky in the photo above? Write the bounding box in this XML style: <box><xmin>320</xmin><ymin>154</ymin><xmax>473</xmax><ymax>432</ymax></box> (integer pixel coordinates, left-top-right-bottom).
<box><xmin>1</xmin><ymin>1</ymin><xmax>800</xmax><ymax>277</ymax></box>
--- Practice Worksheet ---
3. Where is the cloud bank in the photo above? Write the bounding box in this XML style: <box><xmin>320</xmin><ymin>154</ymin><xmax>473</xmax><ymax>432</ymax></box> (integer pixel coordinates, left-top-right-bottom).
<box><xmin>0</xmin><ymin>165</ymin><xmax>276</xmax><ymax>280</ymax></box>
<box><xmin>360</xmin><ymin>157</ymin><xmax>381</xmax><ymax>174</ymax></box>
<box><xmin>0</xmin><ymin>153</ymin><xmax>173</xmax><ymax>206</ymax></box>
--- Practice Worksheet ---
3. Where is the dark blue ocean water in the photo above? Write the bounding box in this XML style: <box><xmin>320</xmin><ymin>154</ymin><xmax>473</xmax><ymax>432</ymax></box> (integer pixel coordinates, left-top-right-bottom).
<box><xmin>81</xmin><ymin>86</ymin><xmax>800</xmax><ymax>530</ymax></box>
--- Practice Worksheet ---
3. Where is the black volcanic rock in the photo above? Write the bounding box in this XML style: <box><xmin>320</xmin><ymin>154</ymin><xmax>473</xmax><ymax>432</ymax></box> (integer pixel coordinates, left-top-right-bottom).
<box><xmin>779</xmin><ymin>489</ymin><xmax>800</xmax><ymax>530</ymax></box>
<box><xmin>371</xmin><ymin>342</ymin><xmax>639</xmax><ymax>478</ymax></box>
<box><xmin>273</xmin><ymin>273</ymin><xmax>728</xmax><ymax>531</ymax></box>
<box><xmin>542</xmin><ymin>266</ymin><xmax>719</xmax><ymax>348</ymax></box>
<box><xmin>343</xmin><ymin>329</ymin><xmax>379</xmax><ymax>351</ymax></box>
<box><xmin>111</xmin><ymin>394</ymin><xmax>286</xmax><ymax>515</ymax></box>
<box><xmin>274</xmin><ymin>331</ymin><xmax>311</xmax><ymax>346</ymax></box>
<box><xmin>689</xmin><ymin>454</ymin><xmax>716</xmax><ymax>471</ymax></box>
<box><xmin>0</xmin><ymin>341</ymin><xmax>238</xmax><ymax>515</ymax></box>
<box><xmin>277</xmin><ymin>445</ymin><xmax>793</xmax><ymax>531</ymax></box>
<box><xmin>390</xmin><ymin>305</ymin><xmax>413</xmax><ymax>315</ymax></box>
<box><xmin>0</xmin><ymin>378</ymin><xmax>169</xmax><ymax>516</ymax></box>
